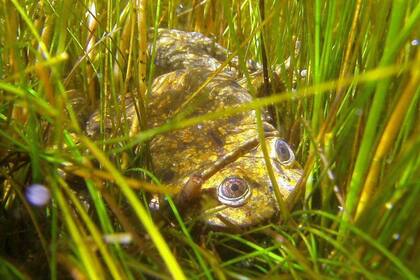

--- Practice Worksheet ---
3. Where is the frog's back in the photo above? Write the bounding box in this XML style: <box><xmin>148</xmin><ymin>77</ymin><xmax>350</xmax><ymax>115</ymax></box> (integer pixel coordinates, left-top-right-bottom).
<box><xmin>148</xmin><ymin>68</ymin><xmax>259</xmax><ymax>187</ymax></box>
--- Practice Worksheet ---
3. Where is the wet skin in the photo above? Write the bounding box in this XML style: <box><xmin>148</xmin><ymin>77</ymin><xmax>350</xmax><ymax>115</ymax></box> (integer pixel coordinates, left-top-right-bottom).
<box><xmin>87</xmin><ymin>29</ymin><xmax>303</xmax><ymax>228</ymax></box>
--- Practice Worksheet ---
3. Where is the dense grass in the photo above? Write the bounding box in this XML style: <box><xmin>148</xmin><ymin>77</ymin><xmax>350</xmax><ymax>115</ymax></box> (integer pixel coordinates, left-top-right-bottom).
<box><xmin>1</xmin><ymin>0</ymin><xmax>419</xmax><ymax>279</ymax></box>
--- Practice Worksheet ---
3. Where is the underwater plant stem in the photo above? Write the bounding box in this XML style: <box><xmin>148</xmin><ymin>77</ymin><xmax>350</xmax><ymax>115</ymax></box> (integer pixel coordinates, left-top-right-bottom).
<box><xmin>355</xmin><ymin>51</ymin><xmax>420</xmax><ymax>220</ymax></box>
<box><xmin>340</xmin><ymin>0</ymin><xmax>417</xmax><ymax>238</ymax></box>
<box><xmin>80</xmin><ymin>136</ymin><xmax>186</xmax><ymax>280</ymax></box>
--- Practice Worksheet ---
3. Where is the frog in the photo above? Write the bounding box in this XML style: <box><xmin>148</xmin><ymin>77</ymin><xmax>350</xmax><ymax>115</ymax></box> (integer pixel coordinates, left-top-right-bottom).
<box><xmin>86</xmin><ymin>28</ymin><xmax>303</xmax><ymax>228</ymax></box>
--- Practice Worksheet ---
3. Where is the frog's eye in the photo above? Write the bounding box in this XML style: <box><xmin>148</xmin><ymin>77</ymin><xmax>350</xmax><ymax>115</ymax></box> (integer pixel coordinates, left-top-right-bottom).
<box><xmin>275</xmin><ymin>139</ymin><xmax>295</xmax><ymax>165</ymax></box>
<box><xmin>217</xmin><ymin>177</ymin><xmax>250</xmax><ymax>207</ymax></box>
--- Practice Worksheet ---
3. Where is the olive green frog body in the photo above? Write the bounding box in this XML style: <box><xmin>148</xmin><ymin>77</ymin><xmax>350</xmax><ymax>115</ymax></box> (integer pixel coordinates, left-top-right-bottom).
<box><xmin>87</xmin><ymin>29</ymin><xmax>303</xmax><ymax>228</ymax></box>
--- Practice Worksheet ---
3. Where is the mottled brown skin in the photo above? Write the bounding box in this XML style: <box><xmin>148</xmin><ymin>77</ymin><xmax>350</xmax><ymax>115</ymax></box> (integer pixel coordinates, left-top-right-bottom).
<box><xmin>87</xmin><ymin>29</ymin><xmax>303</xmax><ymax>228</ymax></box>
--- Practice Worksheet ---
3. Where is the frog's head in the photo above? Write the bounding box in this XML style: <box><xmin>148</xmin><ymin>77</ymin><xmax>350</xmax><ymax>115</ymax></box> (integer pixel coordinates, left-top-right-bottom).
<box><xmin>198</xmin><ymin>136</ymin><xmax>303</xmax><ymax>228</ymax></box>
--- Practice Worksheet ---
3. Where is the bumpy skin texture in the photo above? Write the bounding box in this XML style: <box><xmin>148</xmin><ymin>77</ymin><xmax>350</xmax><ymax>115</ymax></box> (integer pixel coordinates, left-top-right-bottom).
<box><xmin>148</xmin><ymin>68</ymin><xmax>302</xmax><ymax>227</ymax></box>
<box><xmin>88</xmin><ymin>29</ymin><xmax>303</xmax><ymax>228</ymax></box>
<box><xmin>150</xmin><ymin>28</ymin><xmax>261</xmax><ymax>78</ymax></box>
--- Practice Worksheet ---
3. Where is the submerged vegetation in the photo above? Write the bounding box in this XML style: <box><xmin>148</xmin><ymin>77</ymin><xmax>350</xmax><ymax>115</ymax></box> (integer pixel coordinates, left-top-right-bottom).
<box><xmin>1</xmin><ymin>0</ymin><xmax>419</xmax><ymax>279</ymax></box>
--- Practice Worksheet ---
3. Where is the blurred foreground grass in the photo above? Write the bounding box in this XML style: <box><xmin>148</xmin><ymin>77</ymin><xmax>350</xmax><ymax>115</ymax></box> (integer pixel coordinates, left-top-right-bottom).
<box><xmin>0</xmin><ymin>0</ymin><xmax>419</xmax><ymax>279</ymax></box>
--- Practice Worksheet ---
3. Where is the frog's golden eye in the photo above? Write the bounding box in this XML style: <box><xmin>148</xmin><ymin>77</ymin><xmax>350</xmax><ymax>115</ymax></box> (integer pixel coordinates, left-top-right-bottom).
<box><xmin>217</xmin><ymin>177</ymin><xmax>250</xmax><ymax>207</ymax></box>
<box><xmin>275</xmin><ymin>139</ymin><xmax>295</xmax><ymax>165</ymax></box>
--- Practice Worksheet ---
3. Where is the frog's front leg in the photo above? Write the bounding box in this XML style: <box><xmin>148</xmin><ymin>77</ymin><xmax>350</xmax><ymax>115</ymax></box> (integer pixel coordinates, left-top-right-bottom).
<box><xmin>148</xmin><ymin>174</ymin><xmax>203</xmax><ymax>213</ymax></box>
<box><xmin>175</xmin><ymin>173</ymin><xmax>204</xmax><ymax>209</ymax></box>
